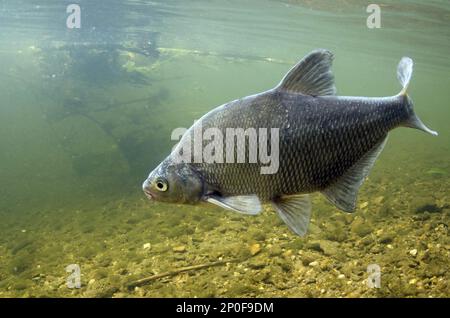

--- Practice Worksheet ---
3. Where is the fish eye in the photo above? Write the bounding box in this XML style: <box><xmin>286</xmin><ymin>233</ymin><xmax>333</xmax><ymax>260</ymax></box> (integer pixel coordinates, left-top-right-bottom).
<box><xmin>155</xmin><ymin>178</ymin><xmax>168</xmax><ymax>192</ymax></box>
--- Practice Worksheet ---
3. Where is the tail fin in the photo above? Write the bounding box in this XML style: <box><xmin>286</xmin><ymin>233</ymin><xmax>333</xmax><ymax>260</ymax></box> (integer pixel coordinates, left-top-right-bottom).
<box><xmin>397</xmin><ymin>57</ymin><xmax>413</xmax><ymax>96</ymax></box>
<box><xmin>397</xmin><ymin>57</ymin><xmax>438</xmax><ymax>136</ymax></box>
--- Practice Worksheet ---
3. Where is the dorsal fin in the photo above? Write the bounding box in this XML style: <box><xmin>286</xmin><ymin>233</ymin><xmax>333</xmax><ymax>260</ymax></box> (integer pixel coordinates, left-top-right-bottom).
<box><xmin>276</xmin><ymin>49</ymin><xmax>336</xmax><ymax>96</ymax></box>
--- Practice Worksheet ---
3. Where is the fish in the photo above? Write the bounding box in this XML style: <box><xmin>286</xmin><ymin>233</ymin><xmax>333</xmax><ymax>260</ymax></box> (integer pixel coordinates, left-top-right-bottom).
<box><xmin>142</xmin><ymin>49</ymin><xmax>437</xmax><ymax>236</ymax></box>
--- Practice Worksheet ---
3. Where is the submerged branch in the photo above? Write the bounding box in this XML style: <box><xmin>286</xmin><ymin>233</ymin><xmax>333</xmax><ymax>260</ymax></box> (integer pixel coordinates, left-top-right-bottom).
<box><xmin>127</xmin><ymin>258</ymin><xmax>241</xmax><ymax>289</ymax></box>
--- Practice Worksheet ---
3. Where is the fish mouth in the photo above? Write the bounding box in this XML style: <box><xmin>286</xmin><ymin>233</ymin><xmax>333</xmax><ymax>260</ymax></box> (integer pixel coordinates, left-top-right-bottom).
<box><xmin>144</xmin><ymin>189</ymin><xmax>153</xmax><ymax>200</ymax></box>
<box><xmin>142</xmin><ymin>180</ymin><xmax>153</xmax><ymax>200</ymax></box>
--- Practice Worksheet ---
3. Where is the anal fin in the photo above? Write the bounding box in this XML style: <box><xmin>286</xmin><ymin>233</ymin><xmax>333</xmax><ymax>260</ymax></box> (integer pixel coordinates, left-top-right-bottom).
<box><xmin>272</xmin><ymin>194</ymin><xmax>311</xmax><ymax>236</ymax></box>
<box><xmin>321</xmin><ymin>136</ymin><xmax>388</xmax><ymax>212</ymax></box>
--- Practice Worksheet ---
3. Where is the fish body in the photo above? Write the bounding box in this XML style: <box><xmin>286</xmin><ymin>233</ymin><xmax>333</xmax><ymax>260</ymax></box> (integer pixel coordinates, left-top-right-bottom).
<box><xmin>186</xmin><ymin>93</ymin><xmax>404</xmax><ymax>201</ymax></box>
<box><xmin>143</xmin><ymin>49</ymin><xmax>437</xmax><ymax>236</ymax></box>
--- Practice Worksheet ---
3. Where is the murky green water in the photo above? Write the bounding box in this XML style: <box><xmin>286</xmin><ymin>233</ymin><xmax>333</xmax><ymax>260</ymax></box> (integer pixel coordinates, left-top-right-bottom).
<box><xmin>0</xmin><ymin>0</ymin><xmax>448</xmax><ymax>297</ymax></box>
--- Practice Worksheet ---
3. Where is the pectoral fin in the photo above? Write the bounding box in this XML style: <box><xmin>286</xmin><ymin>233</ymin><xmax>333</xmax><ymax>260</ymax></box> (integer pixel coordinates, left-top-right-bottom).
<box><xmin>206</xmin><ymin>194</ymin><xmax>261</xmax><ymax>215</ymax></box>
<box><xmin>321</xmin><ymin>136</ymin><xmax>388</xmax><ymax>212</ymax></box>
<box><xmin>271</xmin><ymin>194</ymin><xmax>312</xmax><ymax>236</ymax></box>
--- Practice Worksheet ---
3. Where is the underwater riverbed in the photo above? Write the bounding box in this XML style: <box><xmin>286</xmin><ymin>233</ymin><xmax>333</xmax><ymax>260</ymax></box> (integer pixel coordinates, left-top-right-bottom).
<box><xmin>0</xmin><ymin>0</ymin><xmax>449</xmax><ymax>297</ymax></box>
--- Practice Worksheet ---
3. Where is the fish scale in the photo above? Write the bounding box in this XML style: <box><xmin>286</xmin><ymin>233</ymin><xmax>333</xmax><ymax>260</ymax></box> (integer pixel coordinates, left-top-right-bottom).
<box><xmin>189</xmin><ymin>92</ymin><xmax>398</xmax><ymax>201</ymax></box>
<box><xmin>143</xmin><ymin>49</ymin><xmax>437</xmax><ymax>236</ymax></box>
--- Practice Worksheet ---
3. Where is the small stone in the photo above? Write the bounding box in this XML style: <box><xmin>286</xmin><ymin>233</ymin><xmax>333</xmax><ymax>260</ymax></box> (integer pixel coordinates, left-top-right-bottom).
<box><xmin>409</xmin><ymin>278</ymin><xmax>417</xmax><ymax>285</ymax></box>
<box><xmin>351</xmin><ymin>218</ymin><xmax>372</xmax><ymax>237</ymax></box>
<box><xmin>249</xmin><ymin>243</ymin><xmax>261</xmax><ymax>256</ymax></box>
<box><xmin>308</xmin><ymin>261</ymin><xmax>319</xmax><ymax>267</ymax></box>
<box><xmin>306</xmin><ymin>241</ymin><xmax>322</xmax><ymax>252</ymax></box>
<box><xmin>387</xmin><ymin>244</ymin><xmax>394</xmax><ymax>249</ymax></box>
<box><xmin>359</xmin><ymin>202</ymin><xmax>369</xmax><ymax>209</ymax></box>
<box><xmin>319</xmin><ymin>240</ymin><xmax>339</xmax><ymax>257</ymax></box>
<box><xmin>338</xmin><ymin>274</ymin><xmax>345</xmax><ymax>280</ymax></box>
<box><xmin>409</xmin><ymin>249</ymin><xmax>418</xmax><ymax>257</ymax></box>
<box><xmin>360</xmin><ymin>236</ymin><xmax>374</xmax><ymax>246</ymax></box>
<box><xmin>379</xmin><ymin>233</ymin><xmax>394</xmax><ymax>244</ymax></box>
<box><xmin>172</xmin><ymin>245</ymin><xmax>186</xmax><ymax>253</ymax></box>
<box><xmin>88</xmin><ymin>279</ymin><xmax>96</xmax><ymax>285</ymax></box>
<box><xmin>269</xmin><ymin>245</ymin><xmax>283</xmax><ymax>257</ymax></box>
<box><xmin>373</xmin><ymin>196</ymin><xmax>384</xmax><ymax>205</ymax></box>
<box><xmin>248</xmin><ymin>258</ymin><xmax>267</xmax><ymax>269</ymax></box>
<box><xmin>282</xmin><ymin>250</ymin><xmax>293</xmax><ymax>258</ymax></box>
<box><xmin>143</xmin><ymin>243</ymin><xmax>151</xmax><ymax>250</ymax></box>
<box><xmin>21</xmin><ymin>229</ymin><xmax>27</xmax><ymax>233</ymax></box>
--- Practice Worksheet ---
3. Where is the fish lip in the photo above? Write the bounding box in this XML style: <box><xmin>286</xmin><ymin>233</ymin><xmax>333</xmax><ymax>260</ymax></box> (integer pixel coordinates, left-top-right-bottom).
<box><xmin>143</xmin><ymin>189</ymin><xmax>153</xmax><ymax>200</ymax></box>
<box><xmin>142</xmin><ymin>179</ymin><xmax>153</xmax><ymax>200</ymax></box>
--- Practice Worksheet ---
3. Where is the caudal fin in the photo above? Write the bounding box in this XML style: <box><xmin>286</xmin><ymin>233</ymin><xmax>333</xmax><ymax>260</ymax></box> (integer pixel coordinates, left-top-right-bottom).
<box><xmin>397</xmin><ymin>57</ymin><xmax>438</xmax><ymax>136</ymax></box>
<box><xmin>397</xmin><ymin>57</ymin><xmax>413</xmax><ymax>95</ymax></box>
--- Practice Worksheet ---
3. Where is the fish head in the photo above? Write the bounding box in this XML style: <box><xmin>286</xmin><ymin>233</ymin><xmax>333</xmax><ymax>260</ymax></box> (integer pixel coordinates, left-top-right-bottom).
<box><xmin>142</xmin><ymin>160</ymin><xmax>203</xmax><ymax>204</ymax></box>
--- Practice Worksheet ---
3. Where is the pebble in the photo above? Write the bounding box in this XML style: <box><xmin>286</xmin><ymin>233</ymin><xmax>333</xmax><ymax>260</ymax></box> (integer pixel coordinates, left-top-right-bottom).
<box><xmin>249</xmin><ymin>243</ymin><xmax>261</xmax><ymax>256</ymax></box>
<box><xmin>373</xmin><ymin>196</ymin><xmax>384</xmax><ymax>205</ymax></box>
<box><xmin>269</xmin><ymin>245</ymin><xmax>283</xmax><ymax>257</ymax></box>
<box><xmin>351</xmin><ymin>218</ymin><xmax>372</xmax><ymax>237</ymax></box>
<box><xmin>379</xmin><ymin>233</ymin><xmax>394</xmax><ymax>244</ymax></box>
<box><xmin>143</xmin><ymin>243</ymin><xmax>151</xmax><ymax>250</ymax></box>
<box><xmin>172</xmin><ymin>245</ymin><xmax>186</xmax><ymax>253</ymax></box>
<box><xmin>319</xmin><ymin>240</ymin><xmax>339</xmax><ymax>257</ymax></box>
<box><xmin>409</xmin><ymin>249</ymin><xmax>418</xmax><ymax>257</ymax></box>
<box><xmin>308</xmin><ymin>261</ymin><xmax>319</xmax><ymax>267</ymax></box>
<box><xmin>359</xmin><ymin>202</ymin><xmax>369</xmax><ymax>209</ymax></box>
<box><xmin>338</xmin><ymin>274</ymin><xmax>345</xmax><ymax>280</ymax></box>
<box><xmin>282</xmin><ymin>250</ymin><xmax>293</xmax><ymax>258</ymax></box>
<box><xmin>88</xmin><ymin>279</ymin><xmax>96</xmax><ymax>285</ymax></box>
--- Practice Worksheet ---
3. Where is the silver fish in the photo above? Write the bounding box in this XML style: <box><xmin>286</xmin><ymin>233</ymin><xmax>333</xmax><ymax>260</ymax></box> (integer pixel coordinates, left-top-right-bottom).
<box><xmin>142</xmin><ymin>49</ymin><xmax>437</xmax><ymax>236</ymax></box>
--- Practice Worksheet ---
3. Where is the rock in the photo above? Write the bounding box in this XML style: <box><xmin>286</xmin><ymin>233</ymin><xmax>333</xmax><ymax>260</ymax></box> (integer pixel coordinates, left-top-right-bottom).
<box><xmin>172</xmin><ymin>245</ymin><xmax>186</xmax><ymax>253</ymax></box>
<box><xmin>413</xmin><ymin>212</ymin><xmax>431</xmax><ymax>221</ymax></box>
<box><xmin>248</xmin><ymin>258</ymin><xmax>266</xmax><ymax>269</ymax></box>
<box><xmin>373</xmin><ymin>196</ymin><xmax>384</xmax><ymax>205</ymax></box>
<box><xmin>143</xmin><ymin>243</ymin><xmax>151</xmax><ymax>250</ymax></box>
<box><xmin>351</xmin><ymin>218</ymin><xmax>372</xmax><ymax>237</ymax></box>
<box><xmin>268</xmin><ymin>245</ymin><xmax>283</xmax><ymax>257</ymax></box>
<box><xmin>360</xmin><ymin>236</ymin><xmax>374</xmax><ymax>246</ymax></box>
<box><xmin>249</xmin><ymin>230</ymin><xmax>266</xmax><ymax>241</ymax></box>
<box><xmin>409</xmin><ymin>249</ymin><xmax>418</xmax><ymax>257</ymax></box>
<box><xmin>337</xmin><ymin>274</ymin><xmax>345</xmax><ymax>280</ymax></box>
<box><xmin>359</xmin><ymin>202</ymin><xmax>369</xmax><ymax>209</ymax></box>
<box><xmin>319</xmin><ymin>240</ymin><xmax>339</xmax><ymax>257</ymax></box>
<box><xmin>308</xmin><ymin>261</ymin><xmax>319</xmax><ymax>267</ymax></box>
<box><xmin>379</xmin><ymin>233</ymin><xmax>394</xmax><ymax>244</ymax></box>
<box><xmin>371</xmin><ymin>245</ymin><xmax>383</xmax><ymax>254</ymax></box>
<box><xmin>304</xmin><ymin>278</ymin><xmax>316</xmax><ymax>284</ymax></box>
<box><xmin>249</xmin><ymin>243</ymin><xmax>261</xmax><ymax>256</ymax></box>
<box><xmin>275</xmin><ymin>258</ymin><xmax>293</xmax><ymax>272</ymax></box>
<box><xmin>306</xmin><ymin>241</ymin><xmax>322</xmax><ymax>252</ymax></box>
<box><xmin>251</xmin><ymin>269</ymin><xmax>270</xmax><ymax>282</ymax></box>
<box><xmin>298</xmin><ymin>252</ymin><xmax>317</xmax><ymax>266</ymax></box>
